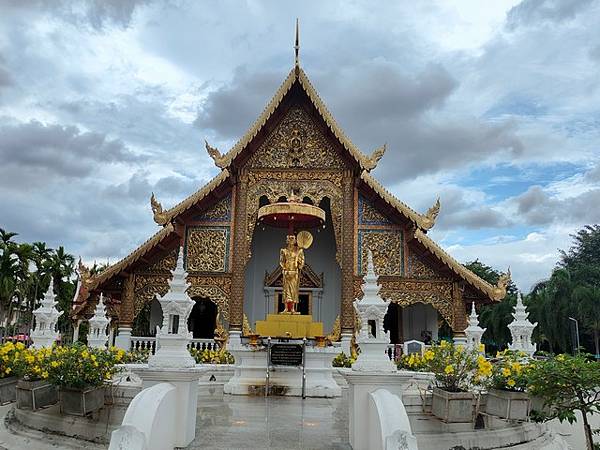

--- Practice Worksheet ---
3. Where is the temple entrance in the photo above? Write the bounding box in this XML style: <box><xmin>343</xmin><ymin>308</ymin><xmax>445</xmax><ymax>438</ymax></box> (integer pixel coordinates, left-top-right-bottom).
<box><xmin>187</xmin><ymin>297</ymin><xmax>217</xmax><ymax>339</ymax></box>
<box><xmin>383</xmin><ymin>302</ymin><xmax>439</xmax><ymax>344</ymax></box>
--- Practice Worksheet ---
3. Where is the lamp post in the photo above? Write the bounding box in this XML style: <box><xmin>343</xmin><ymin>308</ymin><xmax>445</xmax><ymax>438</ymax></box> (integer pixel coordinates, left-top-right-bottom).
<box><xmin>568</xmin><ymin>317</ymin><xmax>580</xmax><ymax>354</ymax></box>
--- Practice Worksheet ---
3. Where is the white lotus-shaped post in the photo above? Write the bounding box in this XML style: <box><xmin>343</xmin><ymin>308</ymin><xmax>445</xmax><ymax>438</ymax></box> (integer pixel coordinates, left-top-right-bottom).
<box><xmin>508</xmin><ymin>292</ymin><xmax>537</xmax><ymax>356</ymax></box>
<box><xmin>88</xmin><ymin>293</ymin><xmax>110</xmax><ymax>349</ymax></box>
<box><xmin>352</xmin><ymin>251</ymin><xmax>396</xmax><ymax>372</ymax></box>
<box><xmin>464</xmin><ymin>302</ymin><xmax>486</xmax><ymax>353</ymax></box>
<box><xmin>31</xmin><ymin>283</ymin><xmax>63</xmax><ymax>348</ymax></box>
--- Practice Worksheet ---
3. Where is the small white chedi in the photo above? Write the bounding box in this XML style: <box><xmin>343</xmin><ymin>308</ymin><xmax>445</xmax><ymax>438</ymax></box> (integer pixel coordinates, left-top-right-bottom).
<box><xmin>352</xmin><ymin>250</ymin><xmax>396</xmax><ymax>372</ymax></box>
<box><xmin>31</xmin><ymin>283</ymin><xmax>63</xmax><ymax>348</ymax></box>
<box><xmin>88</xmin><ymin>293</ymin><xmax>110</xmax><ymax>349</ymax></box>
<box><xmin>464</xmin><ymin>302</ymin><xmax>486</xmax><ymax>352</ymax></box>
<box><xmin>508</xmin><ymin>292</ymin><xmax>537</xmax><ymax>356</ymax></box>
<box><xmin>148</xmin><ymin>246</ymin><xmax>196</xmax><ymax>368</ymax></box>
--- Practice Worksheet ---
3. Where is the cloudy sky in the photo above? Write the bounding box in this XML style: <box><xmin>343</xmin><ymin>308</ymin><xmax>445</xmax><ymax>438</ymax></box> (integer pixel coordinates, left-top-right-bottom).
<box><xmin>1</xmin><ymin>0</ymin><xmax>599</xmax><ymax>292</ymax></box>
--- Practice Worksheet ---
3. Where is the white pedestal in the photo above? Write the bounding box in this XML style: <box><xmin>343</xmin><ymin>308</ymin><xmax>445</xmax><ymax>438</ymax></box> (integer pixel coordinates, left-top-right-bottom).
<box><xmin>148</xmin><ymin>333</ymin><xmax>195</xmax><ymax>368</ymax></box>
<box><xmin>343</xmin><ymin>371</ymin><xmax>431</xmax><ymax>450</ymax></box>
<box><xmin>114</xmin><ymin>327</ymin><xmax>132</xmax><ymax>351</ymax></box>
<box><xmin>352</xmin><ymin>340</ymin><xmax>396</xmax><ymax>372</ymax></box>
<box><xmin>131</xmin><ymin>366</ymin><xmax>203</xmax><ymax>448</ymax></box>
<box><xmin>224</xmin><ymin>344</ymin><xmax>341</xmax><ymax>398</ymax></box>
<box><xmin>340</xmin><ymin>332</ymin><xmax>352</xmax><ymax>355</ymax></box>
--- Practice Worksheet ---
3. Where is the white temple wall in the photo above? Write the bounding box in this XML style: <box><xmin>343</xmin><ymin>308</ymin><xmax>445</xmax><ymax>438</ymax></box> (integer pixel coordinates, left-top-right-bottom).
<box><xmin>401</xmin><ymin>303</ymin><xmax>438</xmax><ymax>342</ymax></box>
<box><xmin>243</xmin><ymin>214</ymin><xmax>341</xmax><ymax>333</ymax></box>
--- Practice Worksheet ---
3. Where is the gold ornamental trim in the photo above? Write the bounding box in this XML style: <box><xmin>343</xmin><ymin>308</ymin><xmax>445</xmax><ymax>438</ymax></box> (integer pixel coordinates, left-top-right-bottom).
<box><xmin>257</xmin><ymin>202</ymin><xmax>325</xmax><ymax>223</ymax></box>
<box><xmin>360</xmin><ymin>171</ymin><xmax>433</xmax><ymax>230</ymax></box>
<box><xmin>413</xmin><ymin>228</ymin><xmax>508</xmax><ymax>302</ymax></box>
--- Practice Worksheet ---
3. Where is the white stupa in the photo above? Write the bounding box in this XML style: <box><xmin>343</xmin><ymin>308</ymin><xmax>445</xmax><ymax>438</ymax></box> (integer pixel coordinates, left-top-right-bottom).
<box><xmin>464</xmin><ymin>302</ymin><xmax>486</xmax><ymax>353</ymax></box>
<box><xmin>508</xmin><ymin>292</ymin><xmax>537</xmax><ymax>356</ymax></box>
<box><xmin>31</xmin><ymin>283</ymin><xmax>63</xmax><ymax>348</ymax></box>
<box><xmin>352</xmin><ymin>250</ymin><xmax>396</xmax><ymax>372</ymax></box>
<box><xmin>87</xmin><ymin>293</ymin><xmax>110</xmax><ymax>349</ymax></box>
<box><xmin>148</xmin><ymin>246</ymin><xmax>196</xmax><ymax>368</ymax></box>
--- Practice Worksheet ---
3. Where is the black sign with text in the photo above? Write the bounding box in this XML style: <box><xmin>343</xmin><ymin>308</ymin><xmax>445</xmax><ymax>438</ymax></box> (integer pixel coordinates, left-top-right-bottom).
<box><xmin>270</xmin><ymin>343</ymin><xmax>303</xmax><ymax>366</ymax></box>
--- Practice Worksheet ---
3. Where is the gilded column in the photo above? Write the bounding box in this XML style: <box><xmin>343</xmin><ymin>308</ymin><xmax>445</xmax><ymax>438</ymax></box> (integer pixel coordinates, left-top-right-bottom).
<box><xmin>340</xmin><ymin>171</ymin><xmax>355</xmax><ymax>334</ymax></box>
<box><xmin>229</xmin><ymin>171</ymin><xmax>248</xmax><ymax>332</ymax></box>
<box><xmin>115</xmin><ymin>273</ymin><xmax>134</xmax><ymax>350</ymax></box>
<box><xmin>451</xmin><ymin>281</ymin><xmax>468</xmax><ymax>343</ymax></box>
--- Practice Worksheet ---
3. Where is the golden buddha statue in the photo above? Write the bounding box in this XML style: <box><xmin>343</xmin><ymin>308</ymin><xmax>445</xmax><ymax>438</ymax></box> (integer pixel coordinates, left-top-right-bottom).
<box><xmin>280</xmin><ymin>234</ymin><xmax>304</xmax><ymax>314</ymax></box>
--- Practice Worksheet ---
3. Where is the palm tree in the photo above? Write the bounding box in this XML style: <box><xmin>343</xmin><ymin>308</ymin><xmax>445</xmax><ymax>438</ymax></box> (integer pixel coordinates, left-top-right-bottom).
<box><xmin>573</xmin><ymin>285</ymin><xmax>600</xmax><ymax>358</ymax></box>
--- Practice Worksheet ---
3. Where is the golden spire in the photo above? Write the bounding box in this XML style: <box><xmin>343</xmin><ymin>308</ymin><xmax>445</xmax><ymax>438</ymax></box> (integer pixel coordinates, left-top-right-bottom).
<box><xmin>294</xmin><ymin>18</ymin><xmax>300</xmax><ymax>67</ymax></box>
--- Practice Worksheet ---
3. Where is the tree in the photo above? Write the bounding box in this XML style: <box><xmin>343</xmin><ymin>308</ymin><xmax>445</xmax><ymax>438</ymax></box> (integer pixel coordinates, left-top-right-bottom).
<box><xmin>527</xmin><ymin>354</ymin><xmax>600</xmax><ymax>450</ymax></box>
<box><xmin>464</xmin><ymin>260</ymin><xmax>517</xmax><ymax>353</ymax></box>
<box><xmin>574</xmin><ymin>285</ymin><xmax>600</xmax><ymax>358</ymax></box>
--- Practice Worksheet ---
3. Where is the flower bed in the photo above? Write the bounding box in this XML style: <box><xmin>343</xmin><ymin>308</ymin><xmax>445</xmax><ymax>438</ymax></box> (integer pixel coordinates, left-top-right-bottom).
<box><xmin>189</xmin><ymin>347</ymin><xmax>234</xmax><ymax>364</ymax></box>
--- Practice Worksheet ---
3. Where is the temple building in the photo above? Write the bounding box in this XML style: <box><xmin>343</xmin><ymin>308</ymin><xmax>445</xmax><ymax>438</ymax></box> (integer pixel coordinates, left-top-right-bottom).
<box><xmin>71</xmin><ymin>53</ymin><xmax>509</xmax><ymax>349</ymax></box>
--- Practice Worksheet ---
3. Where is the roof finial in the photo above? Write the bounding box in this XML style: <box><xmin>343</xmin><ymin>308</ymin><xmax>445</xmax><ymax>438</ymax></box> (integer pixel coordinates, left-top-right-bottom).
<box><xmin>294</xmin><ymin>18</ymin><xmax>300</xmax><ymax>67</ymax></box>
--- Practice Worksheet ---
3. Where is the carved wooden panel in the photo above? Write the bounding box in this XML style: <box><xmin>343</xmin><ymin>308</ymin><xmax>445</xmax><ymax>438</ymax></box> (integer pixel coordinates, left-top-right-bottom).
<box><xmin>358</xmin><ymin>195</ymin><xmax>392</xmax><ymax>226</ymax></box>
<box><xmin>188</xmin><ymin>275</ymin><xmax>231</xmax><ymax>321</ymax></box>
<box><xmin>192</xmin><ymin>194</ymin><xmax>231</xmax><ymax>222</ymax></box>
<box><xmin>357</xmin><ymin>229</ymin><xmax>404</xmax><ymax>276</ymax></box>
<box><xmin>185</xmin><ymin>226</ymin><xmax>230</xmax><ymax>272</ymax></box>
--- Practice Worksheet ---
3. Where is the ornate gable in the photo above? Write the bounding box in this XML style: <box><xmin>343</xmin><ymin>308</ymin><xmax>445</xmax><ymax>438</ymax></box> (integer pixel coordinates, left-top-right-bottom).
<box><xmin>247</xmin><ymin>106</ymin><xmax>347</xmax><ymax>170</ymax></box>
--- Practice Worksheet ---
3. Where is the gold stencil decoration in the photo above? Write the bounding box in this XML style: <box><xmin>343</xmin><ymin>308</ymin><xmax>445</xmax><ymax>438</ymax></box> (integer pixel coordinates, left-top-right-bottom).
<box><xmin>195</xmin><ymin>196</ymin><xmax>231</xmax><ymax>222</ymax></box>
<box><xmin>247</xmin><ymin>107</ymin><xmax>346</xmax><ymax>170</ymax></box>
<box><xmin>187</xmin><ymin>275</ymin><xmax>231</xmax><ymax>322</ymax></box>
<box><xmin>186</xmin><ymin>227</ymin><xmax>229</xmax><ymax>272</ymax></box>
<box><xmin>146</xmin><ymin>248</ymin><xmax>178</xmax><ymax>273</ymax></box>
<box><xmin>359</xmin><ymin>230</ymin><xmax>403</xmax><ymax>276</ymax></box>
<box><xmin>133</xmin><ymin>274</ymin><xmax>170</xmax><ymax>317</ymax></box>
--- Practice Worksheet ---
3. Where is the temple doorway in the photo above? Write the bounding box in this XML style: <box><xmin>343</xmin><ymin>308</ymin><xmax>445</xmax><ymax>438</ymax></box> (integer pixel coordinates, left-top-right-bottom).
<box><xmin>187</xmin><ymin>298</ymin><xmax>217</xmax><ymax>339</ymax></box>
<box><xmin>383</xmin><ymin>302</ymin><xmax>439</xmax><ymax>344</ymax></box>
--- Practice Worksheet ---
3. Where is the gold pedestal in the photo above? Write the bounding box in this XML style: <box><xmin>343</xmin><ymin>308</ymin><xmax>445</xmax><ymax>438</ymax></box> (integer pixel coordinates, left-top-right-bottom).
<box><xmin>255</xmin><ymin>314</ymin><xmax>323</xmax><ymax>339</ymax></box>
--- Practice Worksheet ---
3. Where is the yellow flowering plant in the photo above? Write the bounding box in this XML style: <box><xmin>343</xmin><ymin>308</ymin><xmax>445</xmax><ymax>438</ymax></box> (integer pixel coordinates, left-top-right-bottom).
<box><xmin>487</xmin><ymin>349</ymin><xmax>530</xmax><ymax>392</ymax></box>
<box><xmin>12</xmin><ymin>346</ymin><xmax>52</xmax><ymax>381</ymax></box>
<box><xmin>420</xmin><ymin>340</ymin><xmax>487</xmax><ymax>392</ymax></box>
<box><xmin>332</xmin><ymin>352</ymin><xmax>355</xmax><ymax>368</ymax></box>
<box><xmin>397</xmin><ymin>351</ymin><xmax>431</xmax><ymax>372</ymax></box>
<box><xmin>0</xmin><ymin>341</ymin><xmax>25</xmax><ymax>378</ymax></box>
<box><xmin>189</xmin><ymin>347</ymin><xmax>234</xmax><ymax>364</ymax></box>
<box><xmin>45</xmin><ymin>344</ymin><xmax>123</xmax><ymax>389</ymax></box>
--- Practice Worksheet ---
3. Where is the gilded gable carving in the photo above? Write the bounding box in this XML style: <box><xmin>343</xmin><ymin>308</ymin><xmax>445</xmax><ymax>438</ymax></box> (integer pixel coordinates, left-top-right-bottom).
<box><xmin>186</xmin><ymin>226</ymin><xmax>230</xmax><ymax>272</ymax></box>
<box><xmin>192</xmin><ymin>194</ymin><xmax>231</xmax><ymax>222</ymax></box>
<box><xmin>247</xmin><ymin>107</ymin><xmax>346</xmax><ymax>170</ymax></box>
<box><xmin>358</xmin><ymin>195</ymin><xmax>392</xmax><ymax>226</ymax></box>
<box><xmin>358</xmin><ymin>229</ymin><xmax>404</xmax><ymax>276</ymax></box>
<box><xmin>145</xmin><ymin>249</ymin><xmax>178</xmax><ymax>273</ymax></box>
<box><xmin>407</xmin><ymin>253</ymin><xmax>443</xmax><ymax>279</ymax></box>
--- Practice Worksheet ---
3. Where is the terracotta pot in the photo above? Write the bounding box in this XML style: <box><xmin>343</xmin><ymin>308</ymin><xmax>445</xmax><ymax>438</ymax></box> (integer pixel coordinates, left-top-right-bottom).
<box><xmin>431</xmin><ymin>387</ymin><xmax>474</xmax><ymax>423</ymax></box>
<box><xmin>59</xmin><ymin>386</ymin><xmax>105</xmax><ymax>416</ymax></box>
<box><xmin>0</xmin><ymin>376</ymin><xmax>17</xmax><ymax>404</ymax></box>
<box><xmin>16</xmin><ymin>379</ymin><xmax>58</xmax><ymax>410</ymax></box>
<box><xmin>485</xmin><ymin>389</ymin><xmax>530</xmax><ymax>420</ymax></box>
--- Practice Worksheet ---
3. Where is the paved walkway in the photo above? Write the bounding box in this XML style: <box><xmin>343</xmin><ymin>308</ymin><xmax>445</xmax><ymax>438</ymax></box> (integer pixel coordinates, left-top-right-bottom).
<box><xmin>190</xmin><ymin>385</ymin><xmax>351</xmax><ymax>449</ymax></box>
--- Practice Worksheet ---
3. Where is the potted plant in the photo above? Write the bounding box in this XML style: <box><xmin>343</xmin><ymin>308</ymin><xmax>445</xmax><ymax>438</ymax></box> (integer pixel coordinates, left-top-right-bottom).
<box><xmin>14</xmin><ymin>346</ymin><xmax>58</xmax><ymax>410</ymax></box>
<box><xmin>46</xmin><ymin>344</ymin><xmax>122</xmax><ymax>416</ymax></box>
<box><xmin>0</xmin><ymin>341</ymin><xmax>21</xmax><ymax>404</ymax></box>
<box><xmin>485</xmin><ymin>350</ymin><xmax>531</xmax><ymax>420</ymax></box>
<box><xmin>421</xmin><ymin>341</ymin><xmax>485</xmax><ymax>423</ymax></box>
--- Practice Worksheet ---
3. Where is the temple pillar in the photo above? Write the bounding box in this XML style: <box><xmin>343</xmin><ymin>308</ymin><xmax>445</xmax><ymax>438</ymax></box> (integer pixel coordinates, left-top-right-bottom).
<box><xmin>452</xmin><ymin>281</ymin><xmax>468</xmax><ymax>345</ymax></box>
<box><xmin>340</xmin><ymin>171</ymin><xmax>355</xmax><ymax>333</ymax></box>
<box><xmin>115</xmin><ymin>274</ymin><xmax>135</xmax><ymax>350</ymax></box>
<box><xmin>229</xmin><ymin>172</ymin><xmax>249</xmax><ymax>332</ymax></box>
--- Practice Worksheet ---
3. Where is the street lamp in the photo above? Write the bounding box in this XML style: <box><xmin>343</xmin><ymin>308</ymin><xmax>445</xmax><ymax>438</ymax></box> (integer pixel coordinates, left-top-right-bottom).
<box><xmin>568</xmin><ymin>317</ymin><xmax>580</xmax><ymax>354</ymax></box>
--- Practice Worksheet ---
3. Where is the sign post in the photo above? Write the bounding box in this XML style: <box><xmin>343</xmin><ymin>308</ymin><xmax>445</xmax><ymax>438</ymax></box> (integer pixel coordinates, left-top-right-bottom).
<box><xmin>265</xmin><ymin>337</ymin><xmax>271</xmax><ymax>397</ymax></box>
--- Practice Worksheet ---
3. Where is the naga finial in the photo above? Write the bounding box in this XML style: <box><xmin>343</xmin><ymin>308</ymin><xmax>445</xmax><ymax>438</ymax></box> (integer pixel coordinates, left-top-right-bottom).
<box><xmin>492</xmin><ymin>268</ymin><xmax>511</xmax><ymax>301</ymax></box>
<box><xmin>326</xmin><ymin>315</ymin><xmax>341</xmax><ymax>343</ymax></box>
<box><xmin>205</xmin><ymin>140</ymin><xmax>228</xmax><ymax>169</ymax></box>
<box><xmin>242</xmin><ymin>314</ymin><xmax>254</xmax><ymax>336</ymax></box>
<box><xmin>421</xmin><ymin>197</ymin><xmax>441</xmax><ymax>230</ymax></box>
<box><xmin>77</xmin><ymin>258</ymin><xmax>93</xmax><ymax>288</ymax></box>
<box><xmin>213</xmin><ymin>310</ymin><xmax>229</xmax><ymax>345</ymax></box>
<box><xmin>363</xmin><ymin>143</ymin><xmax>386</xmax><ymax>171</ymax></box>
<box><xmin>150</xmin><ymin>193</ymin><xmax>169</xmax><ymax>225</ymax></box>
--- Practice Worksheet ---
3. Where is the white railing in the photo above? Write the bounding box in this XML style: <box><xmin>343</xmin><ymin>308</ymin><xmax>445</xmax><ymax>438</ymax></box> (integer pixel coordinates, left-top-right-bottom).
<box><xmin>130</xmin><ymin>336</ymin><xmax>220</xmax><ymax>355</ymax></box>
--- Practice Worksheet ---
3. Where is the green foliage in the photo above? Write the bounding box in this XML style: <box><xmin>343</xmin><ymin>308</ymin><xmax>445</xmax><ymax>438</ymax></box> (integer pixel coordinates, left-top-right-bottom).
<box><xmin>123</xmin><ymin>348</ymin><xmax>151</xmax><ymax>364</ymax></box>
<box><xmin>332</xmin><ymin>352</ymin><xmax>355</xmax><ymax>368</ymax></box>
<box><xmin>526</xmin><ymin>353</ymin><xmax>600</xmax><ymax>450</ymax></box>
<box><xmin>0</xmin><ymin>229</ymin><xmax>76</xmax><ymax>340</ymax></box>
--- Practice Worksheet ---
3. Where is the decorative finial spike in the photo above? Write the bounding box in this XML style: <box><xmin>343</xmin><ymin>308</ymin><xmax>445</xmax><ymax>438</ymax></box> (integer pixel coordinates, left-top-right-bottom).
<box><xmin>294</xmin><ymin>18</ymin><xmax>300</xmax><ymax>67</ymax></box>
